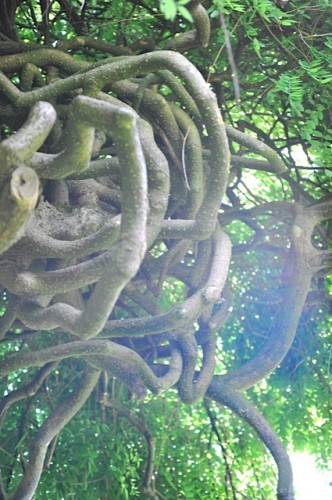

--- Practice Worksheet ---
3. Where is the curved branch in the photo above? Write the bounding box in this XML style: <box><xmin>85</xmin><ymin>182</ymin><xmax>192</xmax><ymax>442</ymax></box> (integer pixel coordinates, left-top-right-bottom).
<box><xmin>0</xmin><ymin>339</ymin><xmax>182</xmax><ymax>395</ymax></box>
<box><xmin>0</xmin><ymin>101</ymin><xmax>56</xmax><ymax>176</ymax></box>
<box><xmin>14</xmin><ymin>95</ymin><xmax>148</xmax><ymax>338</ymax></box>
<box><xmin>0</xmin><ymin>362</ymin><xmax>57</xmax><ymax>430</ymax></box>
<box><xmin>0</xmin><ymin>51</ymin><xmax>230</xmax><ymax>239</ymax></box>
<box><xmin>0</xmin><ymin>294</ymin><xmax>21</xmax><ymax>339</ymax></box>
<box><xmin>226</xmin><ymin>124</ymin><xmax>287</xmax><ymax>175</ymax></box>
<box><xmin>10</xmin><ymin>368</ymin><xmax>100</xmax><ymax>500</ymax></box>
<box><xmin>0</xmin><ymin>48</ymin><xmax>85</xmax><ymax>74</ymax></box>
<box><xmin>11</xmin><ymin>227</ymin><xmax>230</xmax><ymax>338</ymax></box>
<box><xmin>207</xmin><ymin>382</ymin><xmax>294</xmax><ymax>500</ymax></box>
<box><xmin>217</xmin><ymin>205</ymin><xmax>317</xmax><ymax>391</ymax></box>
<box><xmin>165</xmin><ymin>2</ymin><xmax>210</xmax><ymax>52</ymax></box>
<box><xmin>17</xmin><ymin>213</ymin><xmax>120</xmax><ymax>259</ymax></box>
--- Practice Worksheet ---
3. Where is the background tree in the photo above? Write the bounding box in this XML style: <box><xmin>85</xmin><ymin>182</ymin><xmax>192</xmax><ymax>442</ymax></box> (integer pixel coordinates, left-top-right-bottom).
<box><xmin>0</xmin><ymin>1</ymin><xmax>331</xmax><ymax>499</ymax></box>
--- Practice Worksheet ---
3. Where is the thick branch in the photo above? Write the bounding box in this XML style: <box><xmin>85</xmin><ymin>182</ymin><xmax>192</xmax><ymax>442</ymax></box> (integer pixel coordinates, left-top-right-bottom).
<box><xmin>207</xmin><ymin>382</ymin><xmax>294</xmax><ymax>500</ymax></box>
<box><xmin>0</xmin><ymin>339</ymin><xmax>182</xmax><ymax>394</ymax></box>
<box><xmin>217</xmin><ymin>205</ymin><xmax>317</xmax><ymax>390</ymax></box>
<box><xmin>0</xmin><ymin>101</ymin><xmax>56</xmax><ymax>176</ymax></box>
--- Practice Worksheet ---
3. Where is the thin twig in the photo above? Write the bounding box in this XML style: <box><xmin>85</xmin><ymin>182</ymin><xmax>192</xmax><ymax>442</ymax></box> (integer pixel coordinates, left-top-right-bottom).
<box><xmin>181</xmin><ymin>126</ymin><xmax>191</xmax><ymax>190</ymax></box>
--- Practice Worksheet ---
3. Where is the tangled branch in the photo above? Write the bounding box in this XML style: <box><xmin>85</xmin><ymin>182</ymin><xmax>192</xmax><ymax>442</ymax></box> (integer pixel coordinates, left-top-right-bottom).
<box><xmin>0</xmin><ymin>3</ymin><xmax>331</xmax><ymax>498</ymax></box>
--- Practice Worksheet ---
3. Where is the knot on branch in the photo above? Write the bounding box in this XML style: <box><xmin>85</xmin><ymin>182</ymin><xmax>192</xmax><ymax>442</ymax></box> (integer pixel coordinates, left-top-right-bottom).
<box><xmin>202</xmin><ymin>285</ymin><xmax>221</xmax><ymax>305</ymax></box>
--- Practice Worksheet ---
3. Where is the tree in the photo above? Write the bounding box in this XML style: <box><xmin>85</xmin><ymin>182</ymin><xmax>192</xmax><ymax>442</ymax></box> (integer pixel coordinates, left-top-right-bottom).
<box><xmin>0</xmin><ymin>1</ymin><xmax>331</xmax><ymax>499</ymax></box>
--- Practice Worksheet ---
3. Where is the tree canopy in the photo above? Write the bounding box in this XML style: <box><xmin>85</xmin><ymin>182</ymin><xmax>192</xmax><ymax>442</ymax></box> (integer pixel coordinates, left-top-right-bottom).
<box><xmin>0</xmin><ymin>1</ymin><xmax>331</xmax><ymax>499</ymax></box>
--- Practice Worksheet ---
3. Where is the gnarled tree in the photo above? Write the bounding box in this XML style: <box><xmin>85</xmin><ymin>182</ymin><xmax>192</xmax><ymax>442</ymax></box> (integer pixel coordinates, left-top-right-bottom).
<box><xmin>0</xmin><ymin>1</ymin><xmax>331</xmax><ymax>499</ymax></box>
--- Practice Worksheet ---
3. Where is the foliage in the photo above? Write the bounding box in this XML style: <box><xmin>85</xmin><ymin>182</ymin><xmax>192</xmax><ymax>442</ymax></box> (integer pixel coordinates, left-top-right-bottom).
<box><xmin>159</xmin><ymin>0</ymin><xmax>194</xmax><ymax>22</ymax></box>
<box><xmin>0</xmin><ymin>1</ymin><xmax>331</xmax><ymax>499</ymax></box>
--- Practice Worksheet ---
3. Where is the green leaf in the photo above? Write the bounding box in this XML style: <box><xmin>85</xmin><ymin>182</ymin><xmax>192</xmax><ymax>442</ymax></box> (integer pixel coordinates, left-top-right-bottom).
<box><xmin>160</xmin><ymin>0</ymin><xmax>177</xmax><ymax>20</ymax></box>
<box><xmin>178</xmin><ymin>5</ymin><xmax>193</xmax><ymax>22</ymax></box>
<box><xmin>252</xmin><ymin>37</ymin><xmax>262</xmax><ymax>58</ymax></box>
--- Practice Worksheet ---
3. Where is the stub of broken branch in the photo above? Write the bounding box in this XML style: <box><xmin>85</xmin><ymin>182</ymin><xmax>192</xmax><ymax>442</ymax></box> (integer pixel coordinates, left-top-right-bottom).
<box><xmin>0</xmin><ymin>166</ymin><xmax>40</xmax><ymax>255</ymax></box>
